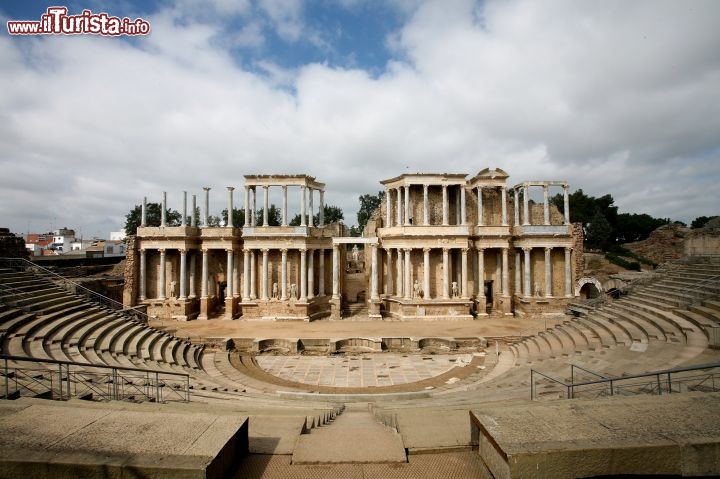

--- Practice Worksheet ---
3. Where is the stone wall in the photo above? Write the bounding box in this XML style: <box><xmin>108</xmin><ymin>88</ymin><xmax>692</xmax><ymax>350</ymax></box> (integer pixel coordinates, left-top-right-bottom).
<box><xmin>625</xmin><ymin>223</ymin><xmax>688</xmax><ymax>264</ymax></box>
<box><xmin>0</xmin><ymin>228</ymin><xmax>29</xmax><ymax>259</ymax></box>
<box><xmin>122</xmin><ymin>236</ymin><xmax>138</xmax><ymax>307</ymax></box>
<box><xmin>685</xmin><ymin>217</ymin><xmax>720</xmax><ymax>256</ymax></box>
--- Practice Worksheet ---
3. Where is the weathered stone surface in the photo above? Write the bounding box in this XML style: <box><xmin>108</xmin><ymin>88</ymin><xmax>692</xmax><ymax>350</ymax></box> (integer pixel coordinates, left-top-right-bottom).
<box><xmin>472</xmin><ymin>392</ymin><xmax>720</xmax><ymax>479</ymax></box>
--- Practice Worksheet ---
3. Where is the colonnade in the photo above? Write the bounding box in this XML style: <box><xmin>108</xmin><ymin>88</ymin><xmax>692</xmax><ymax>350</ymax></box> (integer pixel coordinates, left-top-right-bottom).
<box><xmin>514</xmin><ymin>246</ymin><xmax>574</xmax><ymax>298</ymax></box>
<box><xmin>513</xmin><ymin>183</ymin><xmax>571</xmax><ymax>226</ymax></box>
<box><xmin>385</xmin><ymin>184</ymin><xmax>467</xmax><ymax>227</ymax></box>
<box><xmin>137</xmin><ymin>247</ymin><xmax>335</xmax><ymax>304</ymax></box>
<box><xmin>242</xmin><ymin>184</ymin><xmax>325</xmax><ymax>227</ymax></box>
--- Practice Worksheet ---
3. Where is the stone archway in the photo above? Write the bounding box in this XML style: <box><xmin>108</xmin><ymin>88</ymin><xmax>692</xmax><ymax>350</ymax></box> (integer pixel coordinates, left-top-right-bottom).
<box><xmin>576</xmin><ymin>276</ymin><xmax>603</xmax><ymax>299</ymax></box>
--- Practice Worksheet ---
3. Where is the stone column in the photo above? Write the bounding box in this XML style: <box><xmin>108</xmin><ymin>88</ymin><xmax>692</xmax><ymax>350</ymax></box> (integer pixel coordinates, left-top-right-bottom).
<box><xmin>250</xmin><ymin>250</ymin><xmax>257</xmax><ymax>300</ymax></box>
<box><xmin>309</xmin><ymin>189</ymin><xmax>315</xmax><ymax>227</ymax></box>
<box><xmin>515</xmin><ymin>251</ymin><xmax>521</xmax><ymax>297</ymax></box>
<box><xmin>181</xmin><ymin>191</ymin><xmax>187</xmax><ymax>227</ymax></box>
<box><xmin>423</xmin><ymin>247</ymin><xmax>431</xmax><ymax>300</ymax></box>
<box><xmin>460</xmin><ymin>187</ymin><xmax>467</xmax><ymax>225</ymax></box>
<box><xmin>422</xmin><ymin>185</ymin><xmax>429</xmax><ymax>225</ymax></box>
<box><xmin>332</xmin><ymin>245</ymin><xmax>340</xmax><ymax>300</ymax></box>
<box><xmin>385</xmin><ymin>189</ymin><xmax>392</xmax><ymax>227</ymax></box>
<box><xmin>543</xmin><ymin>184</ymin><xmax>550</xmax><ymax>226</ymax></box>
<box><xmin>396</xmin><ymin>188</ymin><xmax>402</xmax><ymax>225</ymax></box>
<box><xmin>251</xmin><ymin>187</ymin><xmax>257</xmax><ymax>227</ymax></box>
<box><xmin>495</xmin><ymin>251</ymin><xmax>502</xmax><ymax>296</ymax></box>
<box><xmin>404</xmin><ymin>186</ymin><xmax>410</xmax><ymax>226</ymax></box>
<box><xmin>544</xmin><ymin>247</ymin><xmax>552</xmax><ymax>297</ymax></box>
<box><xmin>282</xmin><ymin>185</ymin><xmax>288</xmax><ymax>226</ymax></box>
<box><xmin>523</xmin><ymin>247</ymin><xmax>531</xmax><ymax>298</ymax></box>
<box><xmin>477</xmin><ymin>187</ymin><xmax>483</xmax><ymax>226</ymax></box>
<box><xmin>244</xmin><ymin>186</ymin><xmax>250</xmax><ymax>227</ymax></box>
<box><xmin>227</xmin><ymin>187</ymin><xmax>235</xmax><ymax>227</ymax></box>
<box><xmin>158</xmin><ymin>249</ymin><xmax>166</xmax><ymax>299</ymax></box>
<box><xmin>442</xmin><ymin>248</ymin><xmax>450</xmax><ymax>298</ymax></box>
<box><xmin>243</xmin><ymin>249</ymin><xmax>250</xmax><ymax>301</ymax></box>
<box><xmin>563</xmin><ymin>185</ymin><xmax>570</xmax><ymax>225</ymax></box>
<box><xmin>370</xmin><ymin>245</ymin><xmax>379</xmax><ymax>300</ymax></box>
<box><xmin>300</xmin><ymin>248</ymin><xmax>307</xmax><ymax>301</ymax></box>
<box><xmin>161</xmin><ymin>191</ymin><xmax>167</xmax><ymax>227</ymax></box>
<box><xmin>261</xmin><ymin>249</ymin><xmax>269</xmax><ymax>300</ymax></box>
<box><xmin>385</xmin><ymin>248</ymin><xmax>393</xmax><ymax>296</ymax></box>
<box><xmin>513</xmin><ymin>188</ymin><xmax>519</xmax><ymax>226</ymax></box>
<box><xmin>442</xmin><ymin>185</ymin><xmax>449</xmax><ymax>225</ymax></box>
<box><xmin>226</xmin><ymin>249</ymin><xmax>234</xmax><ymax>301</ymax></box>
<box><xmin>179</xmin><ymin>249</ymin><xmax>187</xmax><ymax>299</ymax></box>
<box><xmin>477</xmin><ymin>248</ymin><xmax>484</xmax><ymax>297</ymax></box>
<box><xmin>300</xmin><ymin>186</ymin><xmax>307</xmax><ymax>226</ymax></box>
<box><xmin>565</xmin><ymin>247</ymin><xmax>573</xmax><ymax>297</ymax></box>
<box><xmin>188</xmin><ymin>252</ymin><xmax>196</xmax><ymax>298</ymax></box>
<box><xmin>319</xmin><ymin>249</ymin><xmax>325</xmax><ymax>296</ymax></box>
<box><xmin>461</xmin><ymin>247</ymin><xmax>468</xmax><ymax>297</ymax></box>
<box><xmin>191</xmin><ymin>194</ymin><xmax>197</xmax><ymax>227</ymax></box>
<box><xmin>141</xmin><ymin>197</ymin><xmax>147</xmax><ymax>227</ymax></box>
<box><xmin>263</xmin><ymin>185</ymin><xmax>269</xmax><ymax>227</ymax></box>
<box><xmin>523</xmin><ymin>184</ymin><xmax>530</xmax><ymax>225</ymax></box>
<box><xmin>501</xmin><ymin>187</ymin><xmax>508</xmax><ymax>226</ymax></box>
<box><xmin>319</xmin><ymin>191</ymin><xmax>325</xmax><ymax>226</ymax></box>
<box><xmin>404</xmin><ymin>248</ymin><xmax>412</xmax><ymax>300</ymax></box>
<box><xmin>233</xmin><ymin>252</ymin><xmax>240</xmax><ymax>297</ymax></box>
<box><xmin>280</xmin><ymin>249</ymin><xmax>288</xmax><ymax>300</ymax></box>
<box><xmin>307</xmin><ymin>249</ymin><xmax>315</xmax><ymax>300</ymax></box>
<box><xmin>201</xmin><ymin>249</ymin><xmax>209</xmax><ymax>299</ymax></box>
<box><xmin>138</xmin><ymin>249</ymin><xmax>146</xmax><ymax>301</ymax></box>
<box><xmin>502</xmin><ymin>247</ymin><xmax>510</xmax><ymax>298</ymax></box>
<box><xmin>203</xmin><ymin>187</ymin><xmax>210</xmax><ymax>227</ymax></box>
<box><xmin>396</xmin><ymin>247</ymin><xmax>403</xmax><ymax>297</ymax></box>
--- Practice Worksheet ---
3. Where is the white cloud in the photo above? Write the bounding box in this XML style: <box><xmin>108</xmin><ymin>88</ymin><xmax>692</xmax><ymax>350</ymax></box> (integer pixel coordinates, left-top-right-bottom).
<box><xmin>1</xmin><ymin>0</ymin><xmax>718</xmax><ymax>239</ymax></box>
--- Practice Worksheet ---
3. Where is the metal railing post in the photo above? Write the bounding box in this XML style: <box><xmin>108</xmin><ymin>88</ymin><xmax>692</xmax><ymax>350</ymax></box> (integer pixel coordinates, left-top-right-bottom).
<box><xmin>667</xmin><ymin>372</ymin><xmax>672</xmax><ymax>394</ymax></box>
<box><xmin>530</xmin><ymin>370</ymin><xmax>535</xmax><ymax>400</ymax></box>
<box><xmin>66</xmin><ymin>364</ymin><xmax>71</xmax><ymax>399</ymax></box>
<box><xmin>58</xmin><ymin>363</ymin><xmax>63</xmax><ymax>400</ymax></box>
<box><xmin>3</xmin><ymin>359</ymin><xmax>8</xmax><ymax>399</ymax></box>
<box><xmin>657</xmin><ymin>374</ymin><xmax>662</xmax><ymax>395</ymax></box>
<box><xmin>155</xmin><ymin>372</ymin><xmax>160</xmax><ymax>402</ymax></box>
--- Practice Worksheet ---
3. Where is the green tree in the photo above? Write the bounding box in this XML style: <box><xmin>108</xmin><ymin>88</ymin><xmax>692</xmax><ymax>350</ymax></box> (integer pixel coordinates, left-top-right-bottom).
<box><xmin>124</xmin><ymin>203</ymin><xmax>181</xmax><ymax>235</ymax></box>
<box><xmin>290</xmin><ymin>205</ymin><xmax>344</xmax><ymax>226</ymax></box>
<box><xmin>221</xmin><ymin>208</ymin><xmax>245</xmax><ymax>227</ymax></box>
<box><xmin>614</xmin><ymin>213</ymin><xmax>670</xmax><ymax>242</ymax></box>
<box><xmin>255</xmin><ymin>204</ymin><xmax>282</xmax><ymax>226</ymax></box>
<box><xmin>586</xmin><ymin>210</ymin><xmax>612</xmax><ymax>250</ymax></box>
<box><xmin>691</xmin><ymin>215</ymin><xmax>719</xmax><ymax>229</ymax></box>
<box><xmin>357</xmin><ymin>191</ymin><xmax>385</xmax><ymax>232</ymax></box>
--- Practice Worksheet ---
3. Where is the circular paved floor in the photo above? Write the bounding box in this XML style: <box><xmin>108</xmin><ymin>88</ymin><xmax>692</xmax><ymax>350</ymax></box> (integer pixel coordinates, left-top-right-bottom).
<box><xmin>255</xmin><ymin>353</ymin><xmax>481</xmax><ymax>388</ymax></box>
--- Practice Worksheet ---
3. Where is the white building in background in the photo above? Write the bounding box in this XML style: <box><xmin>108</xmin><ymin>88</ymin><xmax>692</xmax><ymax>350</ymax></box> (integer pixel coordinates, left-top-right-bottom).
<box><xmin>51</xmin><ymin>228</ymin><xmax>77</xmax><ymax>253</ymax></box>
<box><xmin>110</xmin><ymin>231</ymin><xmax>127</xmax><ymax>241</ymax></box>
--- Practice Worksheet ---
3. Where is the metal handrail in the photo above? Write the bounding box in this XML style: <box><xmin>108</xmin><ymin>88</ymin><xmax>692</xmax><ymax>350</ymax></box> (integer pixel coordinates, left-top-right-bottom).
<box><xmin>2</xmin><ymin>354</ymin><xmax>190</xmax><ymax>402</ymax></box>
<box><xmin>0</xmin><ymin>257</ymin><xmax>148</xmax><ymax>322</ymax></box>
<box><xmin>531</xmin><ymin>361</ymin><xmax>720</xmax><ymax>400</ymax></box>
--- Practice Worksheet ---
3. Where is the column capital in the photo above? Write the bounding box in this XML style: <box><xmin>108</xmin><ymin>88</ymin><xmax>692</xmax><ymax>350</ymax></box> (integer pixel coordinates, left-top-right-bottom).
<box><xmin>202</xmin><ymin>186</ymin><xmax>211</xmax><ymax>192</ymax></box>
<box><xmin>179</xmin><ymin>249</ymin><xmax>187</xmax><ymax>254</ymax></box>
<box><xmin>423</xmin><ymin>247</ymin><xmax>431</xmax><ymax>253</ymax></box>
<box><xmin>158</xmin><ymin>248</ymin><xmax>166</xmax><ymax>253</ymax></box>
<box><xmin>522</xmin><ymin>246</ymin><xmax>531</xmax><ymax>252</ymax></box>
<box><xmin>477</xmin><ymin>247</ymin><xmax>485</xmax><ymax>253</ymax></box>
<box><xmin>281</xmin><ymin>248</ymin><xmax>288</xmax><ymax>254</ymax></box>
<box><xmin>299</xmin><ymin>247</ymin><xmax>307</xmax><ymax>253</ymax></box>
<box><xmin>261</xmin><ymin>248</ymin><xmax>269</xmax><ymax>254</ymax></box>
<box><xmin>227</xmin><ymin>186</ymin><xmax>235</xmax><ymax>191</ymax></box>
<box><xmin>461</xmin><ymin>247</ymin><xmax>469</xmax><ymax>253</ymax></box>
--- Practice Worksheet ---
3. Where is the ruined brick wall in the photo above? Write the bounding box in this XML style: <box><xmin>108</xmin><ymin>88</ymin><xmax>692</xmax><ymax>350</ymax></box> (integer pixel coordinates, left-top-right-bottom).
<box><xmin>122</xmin><ymin>236</ymin><xmax>137</xmax><ymax>307</ymax></box>
<box><xmin>572</xmin><ymin>222</ymin><xmax>584</xmax><ymax>289</ymax></box>
<box><xmin>0</xmin><ymin>228</ymin><xmax>29</xmax><ymax>259</ymax></box>
<box><xmin>625</xmin><ymin>223</ymin><xmax>688</xmax><ymax>264</ymax></box>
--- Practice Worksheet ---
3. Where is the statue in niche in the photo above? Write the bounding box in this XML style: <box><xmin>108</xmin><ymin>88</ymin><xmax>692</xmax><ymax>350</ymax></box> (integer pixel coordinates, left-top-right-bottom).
<box><xmin>169</xmin><ymin>280</ymin><xmax>176</xmax><ymax>298</ymax></box>
<box><xmin>534</xmin><ymin>282</ymin><xmax>542</xmax><ymax>297</ymax></box>
<box><xmin>351</xmin><ymin>245</ymin><xmax>359</xmax><ymax>263</ymax></box>
<box><xmin>413</xmin><ymin>279</ymin><xmax>421</xmax><ymax>299</ymax></box>
<box><xmin>272</xmin><ymin>282</ymin><xmax>278</xmax><ymax>299</ymax></box>
<box><xmin>451</xmin><ymin>281</ymin><xmax>459</xmax><ymax>298</ymax></box>
<box><xmin>290</xmin><ymin>283</ymin><xmax>297</xmax><ymax>299</ymax></box>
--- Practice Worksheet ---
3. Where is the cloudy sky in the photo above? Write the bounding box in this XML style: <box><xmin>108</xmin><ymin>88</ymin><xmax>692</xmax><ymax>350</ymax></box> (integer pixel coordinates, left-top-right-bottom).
<box><xmin>2</xmin><ymin>0</ymin><xmax>719</xmax><ymax>239</ymax></box>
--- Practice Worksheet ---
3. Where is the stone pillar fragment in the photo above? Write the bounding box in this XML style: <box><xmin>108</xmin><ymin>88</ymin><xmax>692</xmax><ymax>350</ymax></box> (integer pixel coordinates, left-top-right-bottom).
<box><xmin>523</xmin><ymin>247</ymin><xmax>531</xmax><ymax>298</ymax></box>
<box><xmin>179</xmin><ymin>250</ymin><xmax>187</xmax><ymax>299</ymax></box>
<box><xmin>501</xmin><ymin>187</ymin><xmax>508</xmax><ymax>226</ymax></box>
<box><xmin>332</xmin><ymin>245</ymin><xmax>340</xmax><ymax>300</ymax></box>
<box><xmin>308</xmin><ymin>249</ymin><xmax>315</xmax><ymax>300</ymax></box>
<box><xmin>203</xmin><ymin>187</ymin><xmax>210</xmax><ymax>227</ymax></box>
<box><xmin>158</xmin><ymin>249</ymin><xmax>166</xmax><ymax>299</ymax></box>
<box><xmin>404</xmin><ymin>248</ymin><xmax>411</xmax><ymax>300</ymax></box>
<box><xmin>461</xmin><ymin>248</ymin><xmax>468</xmax><ymax>297</ymax></box>
<box><xmin>319</xmin><ymin>249</ymin><xmax>325</xmax><ymax>296</ymax></box>
<box><xmin>442</xmin><ymin>185</ymin><xmax>449</xmax><ymax>225</ymax></box>
<box><xmin>243</xmin><ymin>249</ymin><xmax>250</xmax><ymax>301</ymax></box>
<box><xmin>300</xmin><ymin>248</ymin><xmax>307</xmax><ymax>301</ymax></box>
<box><xmin>442</xmin><ymin>248</ymin><xmax>449</xmax><ymax>299</ymax></box>
<box><xmin>261</xmin><ymin>249</ymin><xmax>269</xmax><ymax>300</ymax></box>
<box><xmin>201</xmin><ymin>249</ymin><xmax>209</xmax><ymax>299</ymax></box>
<box><xmin>565</xmin><ymin>247</ymin><xmax>573</xmax><ymax>297</ymax></box>
<box><xmin>161</xmin><ymin>192</ymin><xmax>167</xmax><ymax>227</ymax></box>
<box><xmin>423</xmin><ymin>248</ymin><xmax>430</xmax><ymax>300</ymax></box>
<box><xmin>370</xmin><ymin>245</ymin><xmax>379</xmax><ymax>300</ymax></box>
<box><xmin>545</xmin><ymin>247</ymin><xmax>552</xmax><ymax>297</ymax></box>
<box><xmin>138</xmin><ymin>249</ymin><xmax>146</xmax><ymax>301</ymax></box>
<box><xmin>227</xmin><ymin>187</ymin><xmax>234</xmax><ymax>228</ymax></box>
<box><xmin>188</xmin><ymin>252</ymin><xmax>196</xmax><ymax>298</ymax></box>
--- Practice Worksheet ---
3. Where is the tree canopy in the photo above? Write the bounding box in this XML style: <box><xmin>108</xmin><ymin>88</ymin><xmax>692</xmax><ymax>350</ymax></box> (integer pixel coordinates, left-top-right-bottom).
<box><xmin>357</xmin><ymin>191</ymin><xmax>385</xmax><ymax>232</ymax></box>
<box><xmin>289</xmin><ymin>204</ymin><xmax>344</xmax><ymax>226</ymax></box>
<box><xmin>691</xmin><ymin>215</ymin><xmax>719</xmax><ymax>229</ymax></box>
<box><xmin>124</xmin><ymin>202</ymin><xmax>181</xmax><ymax>235</ymax></box>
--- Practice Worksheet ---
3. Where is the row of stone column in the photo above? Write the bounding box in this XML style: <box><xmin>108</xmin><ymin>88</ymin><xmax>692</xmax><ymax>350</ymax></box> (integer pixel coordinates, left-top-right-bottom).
<box><xmin>137</xmin><ymin>247</ymin><xmax>338</xmax><ymax>303</ymax></box>
<box><xmin>514</xmin><ymin>247</ymin><xmax>573</xmax><ymax>298</ymax></box>
<box><xmin>368</xmin><ymin>246</ymin><xmax>511</xmax><ymax>301</ymax></box>
<box><xmin>385</xmin><ymin>184</ymin><xmax>467</xmax><ymax>227</ymax></box>
<box><xmin>243</xmin><ymin>185</ymin><xmax>325</xmax><ymax>227</ymax></box>
<box><xmin>514</xmin><ymin>184</ymin><xmax>571</xmax><ymax>226</ymax></box>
